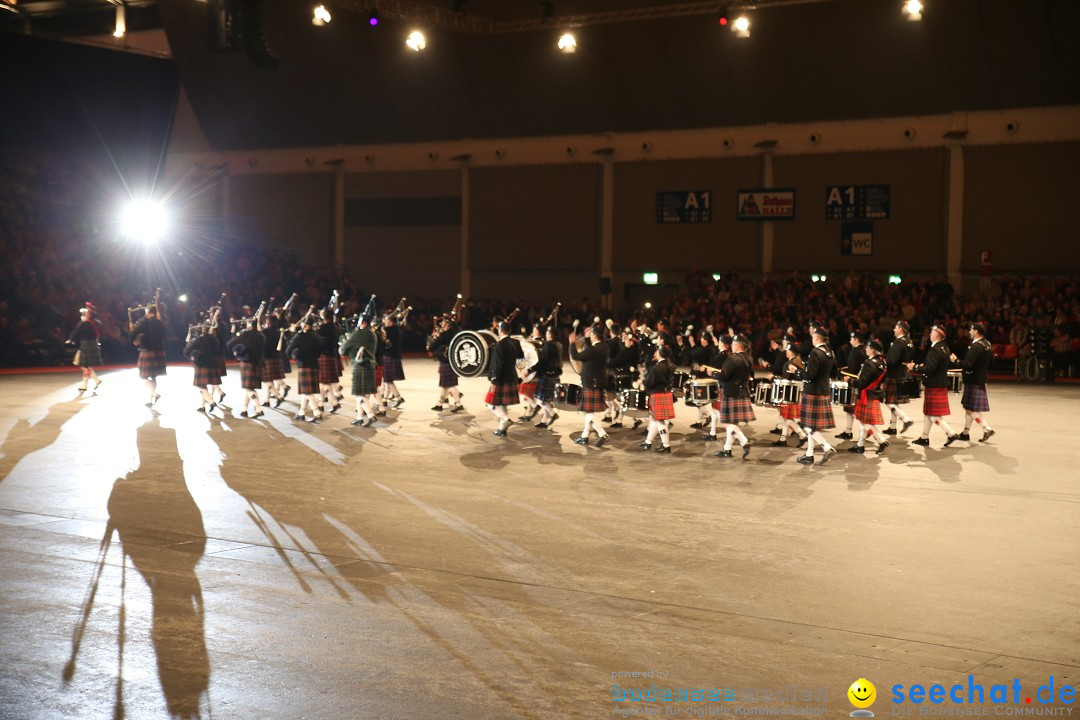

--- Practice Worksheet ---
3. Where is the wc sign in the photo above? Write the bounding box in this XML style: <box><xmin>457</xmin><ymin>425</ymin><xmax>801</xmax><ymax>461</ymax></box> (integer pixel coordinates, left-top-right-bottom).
<box><xmin>841</xmin><ymin>221</ymin><xmax>873</xmax><ymax>255</ymax></box>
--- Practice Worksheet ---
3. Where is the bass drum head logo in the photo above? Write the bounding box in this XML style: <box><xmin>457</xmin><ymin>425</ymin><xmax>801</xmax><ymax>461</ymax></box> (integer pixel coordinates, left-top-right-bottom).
<box><xmin>449</xmin><ymin>331</ymin><xmax>491</xmax><ymax>378</ymax></box>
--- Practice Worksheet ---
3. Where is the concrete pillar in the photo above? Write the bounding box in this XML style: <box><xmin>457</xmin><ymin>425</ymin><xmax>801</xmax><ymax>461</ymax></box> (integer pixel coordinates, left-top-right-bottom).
<box><xmin>600</xmin><ymin>158</ymin><xmax>614</xmax><ymax>309</ymax></box>
<box><xmin>945</xmin><ymin>144</ymin><xmax>964</xmax><ymax>289</ymax></box>
<box><xmin>760</xmin><ymin>152</ymin><xmax>774</xmax><ymax>276</ymax></box>
<box><xmin>333</xmin><ymin>164</ymin><xmax>345</xmax><ymax>269</ymax></box>
<box><xmin>460</xmin><ymin>165</ymin><xmax>470</xmax><ymax>297</ymax></box>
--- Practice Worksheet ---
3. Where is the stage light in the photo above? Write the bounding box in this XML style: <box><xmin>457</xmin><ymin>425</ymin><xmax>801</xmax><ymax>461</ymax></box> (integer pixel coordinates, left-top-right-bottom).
<box><xmin>732</xmin><ymin>14</ymin><xmax>750</xmax><ymax>37</ymax></box>
<box><xmin>368</xmin><ymin>11</ymin><xmax>379</xmax><ymax>27</ymax></box>
<box><xmin>712</xmin><ymin>273</ymin><xmax>722</xmax><ymax>281</ymax></box>
<box><xmin>889</xmin><ymin>275</ymin><xmax>903</xmax><ymax>285</ymax></box>
<box><xmin>643</xmin><ymin>272</ymin><xmax>658</xmax><ymax>285</ymax></box>
<box><xmin>644</xmin><ymin>302</ymin><xmax>652</xmax><ymax>309</ymax></box>
<box><xmin>406</xmin><ymin>30</ymin><xmax>426</xmax><ymax>51</ymax></box>
<box><xmin>312</xmin><ymin>5</ymin><xmax>331</xmax><ymax>26</ymax></box>
<box><xmin>902</xmin><ymin>0</ymin><xmax>922</xmax><ymax>21</ymax></box>
<box><xmin>113</xmin><ymin>3</ymin><xmax>125</xmax><ymax>38</ymax></box>
<box><xmin>120</xmin><ymin>200</ymin><xmax>167</xmax><ymax>243</ymax></box>
<box><xmin>718</xmin><ymin>7</ymin><xmax>728</xmax><ymax>26</ymax></box>
<box><xmin>178</xmin><ymin>294</ymin><xmax>189</xmax><ymax>303</ymax></box>
<box><xmin>557</xmin><ymin>32</ymin><xmax>576</xmax><ymax>53</ymax></box>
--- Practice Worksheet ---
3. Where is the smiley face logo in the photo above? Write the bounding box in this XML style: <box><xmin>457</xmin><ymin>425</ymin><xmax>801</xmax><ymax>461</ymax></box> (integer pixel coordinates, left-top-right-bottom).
<box><xmin>848</xmin><ymin>678</ymin><xmax>877</xmax><ymax>716</ymax></box>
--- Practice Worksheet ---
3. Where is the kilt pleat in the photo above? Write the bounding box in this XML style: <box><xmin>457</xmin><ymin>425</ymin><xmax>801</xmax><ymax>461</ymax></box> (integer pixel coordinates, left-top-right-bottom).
<box><xmin>799</xmin><ymin>393</ymin><xmax>836</xmax><ymax>431</ymax></box>
<box><xmin>486</xmin><ymin>381</ymin><xmax>520</xmax><ymax>407</ymax></box>
<box><xmin>318</xmin><ymin>355</ymin><xmax>340</xmax><ymax>384</ymax></box>
<box><xmin>383</xmin><ymin>357</ymin><xmax>405</xmax><ymax>382</ymax></box>
<box><xmin>352</xmin><ymin>364</ymin><xmax>377</xmax><ymax>396</ymax></box>
<box><xmin>262</xmin><ymin>356</ymin><xmax>285</xmax><ymax>381</ymax></box>
<box><xmin>137</xmin><ymin>350</ymin><xmax>167</xmax><ymax>379</ymax></box>
<box><xmin>518</xmin><ymin>381</ymin><xmax>537</xmax><ymax>399</ymax></box>
<box><xmin>238</xmin><ymin>361</ymin><xmax>262</xmax><ymax>390</ymax></box>
<box><xmin>854</xmin><ymin>397</ymin><xmax>884</xmax><ymax>426</ymax></box>
<box><xmin>577</xmin><ymin>387</ymin><xmax>606</xmax><ymax>413</ymax></box>
<box><xmin>884</xmin><ymin>378</ymin><xmax>909</xmax><ymax>405</ymax></box>
<box><xmin>961</xmin><ymin>384</ymin><xmax>990</xmax><ymax>412</ymax></box>
<box><xmin>77</xmin><ymin>341</ymin><xmax>102</xmax><ymax>367</ymax></box>
<box><xmin>193</xmin><ymin>365</ymin><xmax>221</xmax><ymax>387</ymax></box>
<box><xmin>923</xmin><ymin>387</ymin><xmax>951</xmax><ymax>417</ymax></box>
<box><xmin>297</xmin><ymin>367</ymin><xmax>320</xmax><ymax>395</ymax></box>
<box><xmin>648</xmin><ymin>391</ymin><xmax>676</xmax><ymax>421</ymax></box>
<box><xmin>719</xmin><ymin>394</ymin><xmax>756</xmax><ymax>424</ymax></box>
<box><xmin>535</xmin><ymin>376</ymin><xmax>559</xmax><ymax>403</ymax></box>
<box><xmin>778</xmin><ymin>402</ymin><xmax>800</xmax><ymax>420</ymax></box>
<box><xmin>438</xmin><ymin>361</ymin><xmax>458</xmax><ymax>388</ymax></box>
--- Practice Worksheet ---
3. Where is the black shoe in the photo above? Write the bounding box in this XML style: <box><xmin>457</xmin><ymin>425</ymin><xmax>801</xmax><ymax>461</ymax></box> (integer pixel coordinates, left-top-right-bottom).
<box><xmin>701</xmin><ymin>434</ymin><xmax>716</xmax><ymax>441</ymax></box>
<box><xmin>195</xmin><ymin>406</ymin><xmax>205</xmax><ymax>414</ymax></box>
<box><xmin>450</xmin><ymin>405</ymin><xmax>463</xmax><ymax>413</ymax></box>
<box><xmin>875</xmin><ymin>441</ymin><xmax>889</xmax><ymax>455</ymax></box>
<box><xmin>819</xmin><ymin>448</ymin><xmax>837</xmax><ymax>465</ymax></box>
<box><xmin>901</xmin><ymin>420</ymin><xmax>914</xmax><ymax>434</ymax></box>
<box><xmin>656</xmin><ymin>446</ymin><xmax>671</xmax><ymax>453</ymax></box>
<box><xmin>208</xmin><ymin>403</ymin><xmax>217</xmax><ymax>413</ymax></box>
<box><xmin>771</xmin><ymin>439</ymin><xmax>788</xmax><ymax>447</ymax></box>
<box><xmin>980</xmin><ymin>428</ymin><xmax>996</xmax><ymax>442</ymax></box>
<box><xmin>392</xmin><ymin>398</ymin><xmax>404</xmax><ymax>409</ymax></box>
<box><xmin>351</xmin><ymin>419</ymin><xmax>363</xmax><ymax>426</ymax></box>
<box><xmin>639</xmin><ymin>443</ymin><xmax>651</xmax><ymax>451</ymax></box>
<box><xmin>602</xmin><ymin>415</ymin><xmax>612</xmax><ymax>423</ymax></box>
<box><xmin>535</xmin><ymin>421</ymin><xmax>549</xmax><ymax>428</ymax></box>
<box><xmin>274</xmin><ymin>398</ymin><xmax>283</xmax><ymax>408</ymax></box>
<box><xmin>769</xmin><ymin>428</ymin><xmax>783</xmax><ymax>435</ymax></box>
<box><xmin>240</xmin><ymin>411</ymin><xmax>249</xmax><ymax>418</ymax></box>
<box><xmin>261</xmin><ymin>401</ymin><xmax>271</xmax><ymax>408</ymax></box>
<box><xmin>376</xmin><ymin>410</ymin><xmax>387</xmax><ymax>417</ymax></box>
<box><xmin>252</xmin><ymin>411</ymin><xmax>265</xmax><ymax>419</ymax></box>
<box><xmin>944</xmin><ymin>434</ymin><xmax>960</xmax><ymax>447</ymax></box>
<box><xmin>331</xmin><ymin>404</ymin><xmax>341</xmax><ymax>413</ymax></box>
<box><xmin>574</xmin><ymin>436</ymin><xmax>588</xmax><ymax>446</ymax></box>
<box><xmin>742</xmin><ymin>442</ymin><xmax>752</xmax><ymax>459</ymax></box>
<box><xmin>547</xmin><ymin>413</ymin><xmax>559</xmax><ymax>427</ymax></box>
<box><xmin>363</xmin><ymin>417</ymin><xmax>375</xmax><ymax>427</ymax></box>
<box><xmin>609</xmin><ymin>422</ymin><xmax>623</xmax><ymax>428</ymax></box>
<box><xmin>958</xmin><ymin>432</ymin><xmax>971</xmax><ymax>441</ymax></box>
<box><xmin>308</xmin><ymin>415</ymin><xmax>321</xmax><ymax>423</ymax></box>
<box><xmin>689</xmin><ymin>422</ymin><xmax>703</xmax><ymax>430</ymax></box>
<box><xmin>835</xmin><ymin>431</ymin><xmax>853</xmax><ymax>440</ymax></box>
<box><xmin>282</xmin><ymin>386</ymin><xmax>290</xmax><ymax>399</ymax></box>
<box><xmin>848</xmin><ymin>445</ymin><xmax>866</xmax><ymax>454</ymax></box>
<box><xmin>492</xmin><ymin>429</ymin><xmax>506</xmax><ymax>437</ymax></box>
<box><xmin>883</xmin><ymin>428</ymin><xmax>897</xmax><ymax>435</ymax></box>
<box><xmin>595</xmin><ymin>435</ymin><xmax>608</xmax><ymax>448</ymax></box>
<box><xmin>796</xmin><ymin>436</ymin><xmax>808</xmax><ymax>448</ymax></box>
<box><xmin>912</xmin><ymin>437</ymin><xmax>930</xmax><ymax>446</ymax></box>
<box><xmin>715</xmin><ymin>449</ymin><xmax>733</xmax><ymax>458</ymax></box>
<box><xmin>432</xmin><ymin>404</ymin><xmax>444</xmax><ymax>411</ymax></box>
<box><xmin>294</xmin><ymin>413</ymin><xmax>305</xmax><ymax>421</ymax></box>
<box><xmin>796</xmin><ymin>455</ymin><xmax>814</xmax><ymax>465</ymax></box>
<box><xmin>632</xmin><ymin>418</ymin><xmax>642</xmax><ymax>429</ymax></box>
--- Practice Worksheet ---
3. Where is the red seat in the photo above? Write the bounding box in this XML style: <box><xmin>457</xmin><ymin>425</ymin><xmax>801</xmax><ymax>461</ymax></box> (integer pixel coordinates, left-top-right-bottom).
<box><xmin>1001</xmin><ymin>344</ymin><xmax>1018</xmax><ymax>359</ymax></box>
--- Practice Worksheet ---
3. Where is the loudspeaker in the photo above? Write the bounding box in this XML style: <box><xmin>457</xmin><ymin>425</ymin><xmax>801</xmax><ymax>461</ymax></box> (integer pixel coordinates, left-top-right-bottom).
<box><xmin>599</xmin><ymin>276</ymin><xmax>613</xmax><ymax>295</ymax></box>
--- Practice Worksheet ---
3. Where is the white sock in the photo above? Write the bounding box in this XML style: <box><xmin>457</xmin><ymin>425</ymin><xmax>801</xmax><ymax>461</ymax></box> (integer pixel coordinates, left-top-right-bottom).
<box><xmin>975</xmin><ymin>415</ymin><xmax>993</xmax><ymax>432</ymax></box>
<box><xmin>857</xmin><ymin>426</ymin><xmax>867</xmax><ymax>447</ymax></box>
<box><xmin>646</xmin><ymin>420</ymin><xmax>659</xmax><ymax>444</ymax></box>
<box><xmin>845</xmin><ymin>413</ymin><xmax>854</xmax><ymax>432</ymax></box>
<box><xmin>964</xmin><ymin>412</ymin><xmax>973</xmax><ymax>431</ymax></box>
<box><xmin>658</xmin><ymin>425</ymin><xmax>669</xmax><ymax>447</ymax></box>
<box><xmin>922</xmin><ymin>417</ymin><xmax>933</xmax><ymax>438</ymax></box>
<box><xmin>935</xmin><ymin>418</ymin><xmax>956</xmax><ymax>435</ymax></box>
<box><xmin>811</xmin><ymin>431</ymin><xmax>832</xmax><ymax>452</ymax></box>
<box><xmin>491</xmin><ymin>405</ymin><xmax>509</xmax><ymax>421</ymax></box>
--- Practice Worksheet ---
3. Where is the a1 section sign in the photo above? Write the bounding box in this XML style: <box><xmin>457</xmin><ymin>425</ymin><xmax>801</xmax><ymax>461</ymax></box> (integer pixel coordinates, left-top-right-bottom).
<box><xmin>825</xmin><ymin>185</ymin><xmax>890</xmax><ymax>220</ymax></box>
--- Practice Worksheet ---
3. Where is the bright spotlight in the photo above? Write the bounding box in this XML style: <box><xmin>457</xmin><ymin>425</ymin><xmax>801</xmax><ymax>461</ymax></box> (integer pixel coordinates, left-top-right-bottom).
<box><xmin>406</xmin><ymin>30</ymin><xmax>427</xmax><ymax>51</ymax></box>
<box><xmin>113</xmin><ymin>3</ymin><xmax>125</xmax><ymax>37</ymax></box>
<box><xmin>368</xmin><ymin>11</ymin><xmax>379</xmax><ymax>26</ymax></box>
<box><xmin>312</xmin><ymin>5</ymin><xmax>331</xmax><ymax>26</ymax></box>
<box><xmin>120</xmin><ymin>201</ymin><xmax>167</xmax><ymax>243</ymax></box>
<box><xmin>732</xmin><ymin>14</ymin><xmax>750</xmax><ymax>37</ymax></box>
<box><xmin>902</xmin><ymin>0</ymin><xmax>923</xmax><ymax>21</ymax></box>
<box><xmin>644</xmin><ymin>302</ymin><xmax>652</xmax><ymax>309</ymax></box>
<box><xmin>178</xmin><ymin>294</ymin><xmax>189</xmax><ymax>303</ymax></box>
<box><xmin>557</xmin><ymin>32</ymin><xmax>577</xmax><ymax>53</ymax></box>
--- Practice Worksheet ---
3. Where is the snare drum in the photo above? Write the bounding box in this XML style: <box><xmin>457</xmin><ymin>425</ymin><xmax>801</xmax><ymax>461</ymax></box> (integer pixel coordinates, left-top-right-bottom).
<box><xmin>607</xmin><ymin>373</ymin><xmax>636</xmax><ymax>392</ymax></box>
<box><xmin>686</xmin><ymin>378</ymin><xmax>719</xmax><ymax>405</ymax></box>
<box><xmin>753</xmin><ymin>379</ymin><xmax>774</xmax><ymax>407</ymax></box>
<box><xmin>947</xmin><ymin>370</ymin><xmax>963</xmax><ymax>394</ymax></box>
<box><xmin>554</xmin><ymin>383</ymin><xmax>582</xmax><ymax>410</ymax></box>
<box><xmin>621</xmin><ymin>389</ymin><xmax>650</xmax><ymax>417</ymax></box>
<box><xmin>671</xmin><ymin>371</ymin><xmax>690</xmax><ymax>395</ymax></box>
<box><xmin>830</xmin><ymin>380</ymin><xmax>852</xmax><ymax>406</ymax></box>
<box><xmin>771</xmin><ymin>378</ymin><xmax>803</xmax><ymax>405</ymax></box>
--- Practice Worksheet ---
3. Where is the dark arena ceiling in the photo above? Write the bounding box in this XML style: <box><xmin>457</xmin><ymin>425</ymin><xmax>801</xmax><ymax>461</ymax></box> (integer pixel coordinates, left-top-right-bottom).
<box><xmin>4</xmin><ymin>0</ymin><xmax>1080</xmax><ymax>151</ymax></box>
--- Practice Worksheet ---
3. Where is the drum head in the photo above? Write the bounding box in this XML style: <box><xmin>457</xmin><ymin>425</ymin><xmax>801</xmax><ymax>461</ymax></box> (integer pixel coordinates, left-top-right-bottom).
<box><xmin>512</xmin><ymin>336</ymin><xmax>540</xmax><ymax>374</ymax></box>
<box><xmin>449</xmin><ymin>330</ymin><xmax>497</xmax><ymax>378</ymax></box>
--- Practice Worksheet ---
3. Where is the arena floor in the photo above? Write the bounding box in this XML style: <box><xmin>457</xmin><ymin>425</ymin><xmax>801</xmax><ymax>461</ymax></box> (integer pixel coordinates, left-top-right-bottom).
<box><xmin>0</xmin><ymin>359</ymin><xmax>1077</xmax><ymax>719</ymax></box>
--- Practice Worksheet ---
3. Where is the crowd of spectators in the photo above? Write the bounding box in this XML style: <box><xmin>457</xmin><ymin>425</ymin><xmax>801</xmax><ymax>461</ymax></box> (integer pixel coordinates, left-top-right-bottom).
<box><xmin>1</xmin><ymin>146</ymin><xmax>1077</xmax><ymax>378</ymax></box>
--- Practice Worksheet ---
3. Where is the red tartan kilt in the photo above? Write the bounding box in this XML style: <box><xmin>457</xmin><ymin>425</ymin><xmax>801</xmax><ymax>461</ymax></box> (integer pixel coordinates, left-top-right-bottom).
<box><xmin>486</xmin><ymin>381</ymin><xmax>520</xmax><ymax>407</ymax></box>
<box><xmin>854</xmin><ymin>398</ymin><xmax>884</xmax><ymax>426</ymax></box>
<box><xmin>648</xmin><ymin>391</ymin><xmax>675</xmax><ymax>421</ymax></box>
<box><xmin>262</xmin><ymin>356</ymin><xmax>284</xmax><ymax>381</ymax></box>
<box><xmin>192</xmin><ymin>365</ymin><xmax>221</xmax><ymax>387</ymax></box>
<box><xmin>778</xmin><ymin>402</ymin><xmax>800</xmax><ymax>420</ymax></box>
<box><xmin>961</xmin><ymin>384</ymin><xmax>990</xmax><ymax>412</ymax></box>
<box><xmin>799</xmin><ymin>393</ymin><xmax>836</xmax><ymax>431</ymax></box>
<box><xmin>884</xmin><ymin>378</ymin><xmax>909</xmax><ymax>405</ymax></box>
<box><xmin>137</xmin><ymin>350</ymin><xmax>167</xmax><ymax>379</ymax></box>
<box><xmin>923</xmin><ymin>387</ymin><xmax>951</xmax><ymax>417</ymax></box>
<box><xmin>297</xmin><ymin>367</ymin><xmax>319</xmax><ymax>395</ymax></box>
<box><xmin>518</xmin><ymin>381</ymin><xmax>537</xmax><ymax>399</ymax></box>
<box><xmin>719</xmin><ymin>394</ymin><xmax>756</xmax><ymax>424</ymax></box>
<box><xmin>577</xmin><ymin>387</ymin><xmax>606</xmax><ymax>413</ymax></box>
<box><xmin>318</xmin><ymin>355</ymin><xmax>340</xmax><ymax>384</ymax></box>
<box><xmin>239</xmin><ymin>361</ymin><xmax>262</xmax><ymax>390</ymax></box>
<box><xmin>375</xmin><ymin>366</ymin><xmax>383</xmax><ymax>388</ymax></box>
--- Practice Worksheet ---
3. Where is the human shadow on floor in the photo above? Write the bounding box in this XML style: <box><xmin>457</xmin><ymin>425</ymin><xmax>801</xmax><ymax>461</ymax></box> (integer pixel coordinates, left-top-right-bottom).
<box><xmin>0</xmin><ymin>399</ymin><xmax>83</xmax><ymax>485</ymax></box>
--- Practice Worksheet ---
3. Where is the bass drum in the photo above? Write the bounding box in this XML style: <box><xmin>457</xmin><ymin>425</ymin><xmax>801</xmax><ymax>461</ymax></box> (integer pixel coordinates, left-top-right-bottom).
<box><xmin>448</xmin><ymin>330</ymin><xmax>498</xmax><ymax>378</ymax></box>
<box><xmin>512</xmin><ymin>335</ymin><xmax>540</xmax><ymax>379</ymax></box>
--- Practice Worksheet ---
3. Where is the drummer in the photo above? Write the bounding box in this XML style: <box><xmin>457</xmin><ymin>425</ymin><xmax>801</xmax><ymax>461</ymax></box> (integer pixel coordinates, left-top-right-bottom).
<box><xmin>606</xmin><ymin>326</ymin><xmax>641</xmax><ymax>429</ymax></box>
<box><xmin>771</xmin><ymin>339</ymin><xmax>808</xmax><ymax>448</ymax></box>
<box><xmin>517</xmin><ymin>325</ymin><xmax>542</xmax><ymax>422</ymax></box>
<box><xmin>640</xmin><ymin>345</ymin><xmax>675</xmax><ymax>453</ymax></box>
<box><xmin>568</xmin><ymin>323</ymin><xmax>610</xmax><ymax>447</ymax></box>
<box><xmin>708</xmin><ymin>335</ymin><xmax>755</xmax><ymax>459</ymax></box>
<box><xmin>532</xmin><ymin>326</ymin><xmax>563</xmax><ymax>429</ymax></box>
<box><xmin>836</xmin><ymin>331</ymin><xmax>867</xmax><ymax>441</ymax></box>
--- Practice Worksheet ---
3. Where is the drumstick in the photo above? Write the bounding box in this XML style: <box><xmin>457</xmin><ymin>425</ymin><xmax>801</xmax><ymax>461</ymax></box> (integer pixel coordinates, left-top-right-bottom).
<box><xmin>841</xmin><ymin>370</ymin><xmax>858</xmax><ymax>378</ymax></box>
<box><xmin>572</xmin><ymin>319</ymin><xmax>580</xmax><ymax>329</ymax></box>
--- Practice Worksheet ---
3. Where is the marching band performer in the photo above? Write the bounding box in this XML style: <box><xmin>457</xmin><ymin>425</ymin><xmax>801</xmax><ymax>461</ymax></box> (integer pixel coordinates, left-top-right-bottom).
<box><xmin>700</xmin><ymin>334</ymin><xmax>731</xmax><ymax>439</ymax></box>
<box><xmin>429</xmin><ymin>316</ymin><xmax>464</xmax><ymax>413</ymax></box>
<box><xmin>605</xmin><ymin>326</ymin><xmax>640</xmax><ymax>429</ymax></box>
<box><xmin>640</xmin><ymin>345</ymin><xmax>675</xmax><ymax>453</ymax></box>
<box><xmin>884</xmin><ymin>321</ymin><xmax>916</xmax><ymax>435</ymax></box>
<box><xmin>532</xmin><ymin>326</ymin><xmax>563</xmax><ymax>429</ymax></box>
<box><xmin>909</xmin><ymin>324</ymin><xmax>960</xmax><ymax>447</ymax></box>
<box><xmin>68</xmin><ymin>303</ymin><xmax>103</xmax><ymax>394</ymax></box>
<box><xmin>709</xmin><ymin>335</ymin><xmax>754</xmax><ymax>459</ymax></box>
<box><xmin>260</xmin><ymin>314</ymin><xmax>287</xmax><ymax>408</ymax></box>
<box><xmin>228</xmin><ymin>320</ymin><xmax>266</xmax><ymax>419</ymax></box>
<box><xmin>132</xmin><ymin>305</ymin><xmax>167</xmax><ymax>407</ymax></box>
<box><xmin>340</xmin><ymin>314</ymin><xmax>378</xmax><ymax>427</ymax></box>
<box><xmin>771</xmin><ymin>340</ymin><xmax>808</xmax><ymax>447</ymax></box>
<box><xmin>569</xmin><ymin>323</ymin><xmax>611</xmax><ymax>447</ymax></box>
<box><xmin>517</xmin><ymin>324</ymin><xmax>542</xmax><ymax>422</ymax></box>
<box><xmin>287</xmin><ymin>315</ymin><xmax>323</xmax><ymax>423</ymax></box>
<box><xmin>487</xmin><ymin>321</ymin><xmax>524</xmax><ymax>437</ymax></box>
<box><xmin>952</xmin><ymin>322</ymin><xmax>996</xmax><ymax>443</ymax></box>
<box><xmin>316</xmin><ymin>309</ymin><xmax>343</xmax><ymax>414</ymax></box>
<box><xmin>848</xmin><ymin>340</ymin><xmax>889</xmax><ymax>454</ymax></box>
<box><xmin>836</xmin><ymin>331</ymin><xmax>867</xmax><ymax>440</ymax></box>
<box><xmin>381</xmin><ymin>314</ymin><xmax>406</xmax><ymax>409</ymax></box>
<box><xmin>791</xmin><ymin>327</ymin><xmax>838</xmax><ymax>465</ymax></box>
<box><xmin>184</xmin><ymin>325</ymin><xmax>222</xmax><ymax>414</ymax></box>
